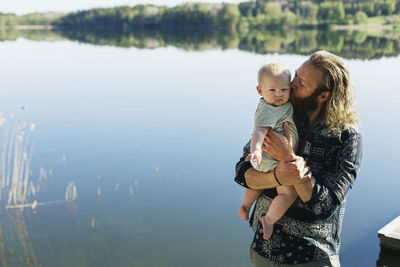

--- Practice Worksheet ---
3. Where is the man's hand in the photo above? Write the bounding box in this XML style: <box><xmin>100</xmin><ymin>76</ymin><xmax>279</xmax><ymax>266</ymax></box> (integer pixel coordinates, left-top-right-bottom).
<box><xmin>262</xmin><ymin>122</ymin><xmax>295</xmax><ymax>163</ymax></box>
<box><xmin>275</xmin><ymin>156</ymin><xmax>312</xmax><ymax>185</ymax></box>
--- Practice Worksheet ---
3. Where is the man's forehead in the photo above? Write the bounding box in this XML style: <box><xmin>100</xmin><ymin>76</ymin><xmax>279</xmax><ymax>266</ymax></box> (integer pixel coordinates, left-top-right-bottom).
<box><xmin>297</xmin><ymin>61</ymin><xmax>321</xmax><ymax>87</ymax></box>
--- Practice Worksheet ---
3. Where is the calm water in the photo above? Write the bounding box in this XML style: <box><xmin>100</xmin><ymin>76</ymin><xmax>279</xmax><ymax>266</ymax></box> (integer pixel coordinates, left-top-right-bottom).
<box><xmin>1</xmin><ymin>29</ymin><xmax>400</xmax><ymax>267</ymax></box>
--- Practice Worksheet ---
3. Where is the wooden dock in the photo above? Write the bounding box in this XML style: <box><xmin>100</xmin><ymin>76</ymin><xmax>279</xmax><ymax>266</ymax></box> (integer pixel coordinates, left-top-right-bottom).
<box><xmin>378</xmin><ymin>216</ymin><xmax>400</xmax><ymax>251</ymax></box>
<box><xmin>377</xmin><ymin>216</ymin><xmax>400</xmax><ymax>266</ymax></box>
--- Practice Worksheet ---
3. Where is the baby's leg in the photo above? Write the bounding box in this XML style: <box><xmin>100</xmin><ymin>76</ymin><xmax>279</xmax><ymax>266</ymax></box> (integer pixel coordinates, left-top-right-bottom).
<box><xmin>239</xmin><ymin>188</ymin><xmax>263</xmax><ymax>221</ymax></box>
<box><xmin>261</xmin><ymin>185</ymin><xmax>298</xmax><ymax>240</ymax></box>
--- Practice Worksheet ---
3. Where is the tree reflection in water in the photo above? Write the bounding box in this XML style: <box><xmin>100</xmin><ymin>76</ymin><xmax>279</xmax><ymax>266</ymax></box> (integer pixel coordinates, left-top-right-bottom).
<box><xmin>1</xmin><ymin>28</ymin><xmax>399</xmax><ymax>59</ymax></box>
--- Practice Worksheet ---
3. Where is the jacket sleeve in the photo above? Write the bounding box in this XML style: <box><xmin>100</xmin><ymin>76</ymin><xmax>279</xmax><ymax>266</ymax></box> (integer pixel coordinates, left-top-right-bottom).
<box><xmin>304</xmin><ymin>129</ymin><xmax>363</xmax><ymax>219</ymax></box>
<box><xmin>234</xmin><ymin>142</ymin><xmax>253</xmax><ymax>189</ymax></box>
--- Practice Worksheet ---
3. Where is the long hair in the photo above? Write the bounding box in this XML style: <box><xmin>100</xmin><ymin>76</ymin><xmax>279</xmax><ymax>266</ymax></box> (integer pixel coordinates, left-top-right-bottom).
<box><xmin>308</xmin><ymin>51</ymin><xmax>359</xmax><ymax>135</ymax></box>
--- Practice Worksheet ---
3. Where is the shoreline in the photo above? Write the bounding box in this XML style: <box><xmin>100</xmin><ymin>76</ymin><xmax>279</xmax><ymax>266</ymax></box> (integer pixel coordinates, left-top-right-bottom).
<box><xmin>2</xmin><ymin>23</ymin><xmax>397</xmax><ymax>31</ymax></box>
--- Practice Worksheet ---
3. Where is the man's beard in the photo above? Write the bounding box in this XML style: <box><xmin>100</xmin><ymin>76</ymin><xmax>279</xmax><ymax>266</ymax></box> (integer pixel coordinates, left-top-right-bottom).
<box><xmin>291</xmin><ymin>89</ymin><xmax>319</xmax><ymax>113</ymax></box>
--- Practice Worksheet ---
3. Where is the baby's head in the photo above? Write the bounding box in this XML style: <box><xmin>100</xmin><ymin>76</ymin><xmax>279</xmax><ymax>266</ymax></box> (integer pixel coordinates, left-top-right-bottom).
<box><xmin>257</xmin><ymin>62</ymin><xmax>291</xmax><ymax>107</ymax></box>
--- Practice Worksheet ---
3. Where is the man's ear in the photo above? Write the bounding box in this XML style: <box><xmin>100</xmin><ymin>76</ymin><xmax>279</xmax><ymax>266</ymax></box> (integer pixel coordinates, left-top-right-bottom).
<box><xmin>256</xmin><ymin>86</ymin><xmax>263</xmax><ymax>96</ymax></box>
<box><xmin>318</xmin><ymin>91</ymin><xmax>331</xmax><ymax>103</ymax></box>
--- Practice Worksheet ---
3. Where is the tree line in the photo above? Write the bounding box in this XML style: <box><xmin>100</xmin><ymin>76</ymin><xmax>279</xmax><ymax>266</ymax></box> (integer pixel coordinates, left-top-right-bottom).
<box><xmin>1</xmin><ymin>0</ymin><xmax>400</xmax><ymax>29</ymax></box>
<box><xmin>0</xmin><ymin>13</ymin><xmax>64</xmax><ymax>27</ymax></box>
<box><xmin>238</xmin><ymin>0</ymin><xmax>400</xmax><ymax>26</ymax></box>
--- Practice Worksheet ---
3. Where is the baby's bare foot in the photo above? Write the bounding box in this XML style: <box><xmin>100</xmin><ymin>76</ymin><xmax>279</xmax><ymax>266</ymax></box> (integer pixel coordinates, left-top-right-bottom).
<box><xmin>261</xmin><ymin>216</ymin><xmax>274</xmax><ymax>240</ymax></box>
<box><xmin>238</xmin><ymin>205</ymin><xmax>250</xmax><ymax>221</ymax></box>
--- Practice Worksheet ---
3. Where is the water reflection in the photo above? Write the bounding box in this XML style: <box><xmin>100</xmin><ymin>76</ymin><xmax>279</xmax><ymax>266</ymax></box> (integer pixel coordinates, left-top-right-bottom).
<box><xmin>0</xmin><ymin>113</ymin><xmax>79</xmax><ymax>267</ymax></box>
<box><xmin>0</xmin><ymin>113</ymin><xmax>39</xmax><ymax>266</ymax></box>
<box><xmin>114</xmin><ymin>182</ymin><xmax>119</xmax><ymax>192</ymax></box>
<box><xmin>129</xmin><ymin>185</ymin><xmax>134</xmax><ymax>198</ymax></box>
<box><xmin>0</xmin><ymin>113</ymin><xmax>37</xmax><ymax>207</ymax></box>
<box><xmin>0</xmin><ymin>111</ymin><xmax>152</xmax><ymax>265</ymax></box>
<box><xmin>0</xmin><ymin>209</ymin><xmax>37</xmax><ymax>267</ymax></box>
<box><xmin>1</xmin><ymin>28</ymin><xmax>399</xmax><ymax>59</ymax></box>
<box><xmin>97</xmin><ymin>186</ymin><xmax>101</xmax><ymax>200</ymax></box>
<box><xmin>155</xmin><ymin>166</ymin><xmax>159</xmax><ymax>175</ymax></box>
<box><xmin>91</xmin><ymin>217</ymin><xmax>96</xmax><ymax>230</ymax></box>
<box><xmin>65</xmin><ymin>182</ymin><xmax>77</xmax><ymax>202</ymax></box>
<box><xmin>377</xmin><ymin>248</ymin><xmax>400</xmax><ymax>266</ymax></box>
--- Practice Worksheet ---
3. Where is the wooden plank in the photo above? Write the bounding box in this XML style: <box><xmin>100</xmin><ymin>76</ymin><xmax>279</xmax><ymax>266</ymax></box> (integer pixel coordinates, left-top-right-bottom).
<box><xmin>378</xmin><ymin>216</ymin><xmax>400</xmax><ymax>251</ymax></box>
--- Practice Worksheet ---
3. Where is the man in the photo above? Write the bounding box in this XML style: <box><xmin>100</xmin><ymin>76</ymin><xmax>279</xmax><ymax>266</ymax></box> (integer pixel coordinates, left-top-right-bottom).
<box><xmin>235</xmin><ymin>51</ymin><xmax>362</xmax><ymax>266</ymax></box>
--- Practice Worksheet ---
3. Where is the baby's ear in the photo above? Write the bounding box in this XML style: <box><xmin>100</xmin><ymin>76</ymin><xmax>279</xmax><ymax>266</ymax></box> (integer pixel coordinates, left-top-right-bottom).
<box><xmin>256</xmin><ymin>86</ymin><xmax>262</xmax><ymax>96</ymax></box>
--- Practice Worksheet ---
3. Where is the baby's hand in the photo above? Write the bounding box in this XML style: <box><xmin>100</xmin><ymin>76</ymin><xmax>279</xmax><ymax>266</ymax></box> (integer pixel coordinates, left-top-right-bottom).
<box><xmin>245</xmin><ymin>150</ymin><xmax>262</xmax><ymax>165</ymax></box>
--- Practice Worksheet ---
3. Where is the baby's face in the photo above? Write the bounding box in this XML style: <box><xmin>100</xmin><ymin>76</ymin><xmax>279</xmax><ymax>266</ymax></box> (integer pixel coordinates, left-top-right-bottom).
<box><xmin>257</xmin><ymin>75</ymin><xmax>290</xmax><ymax>106</ymax></box>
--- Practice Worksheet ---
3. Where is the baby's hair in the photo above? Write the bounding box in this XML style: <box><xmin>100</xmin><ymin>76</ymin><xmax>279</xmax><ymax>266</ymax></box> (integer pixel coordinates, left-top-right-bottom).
<box><xmin>258</xmin><ymin>62</ymin><xmax>291</xmax><ymax>85</ymax></box>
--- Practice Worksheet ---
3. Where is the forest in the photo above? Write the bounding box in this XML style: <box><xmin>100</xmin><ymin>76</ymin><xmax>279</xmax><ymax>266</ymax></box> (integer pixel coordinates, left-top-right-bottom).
<box><xmin>1</xmin><ymin>0</ymin><xmax>400</xmax><ymax>29</ymax></box>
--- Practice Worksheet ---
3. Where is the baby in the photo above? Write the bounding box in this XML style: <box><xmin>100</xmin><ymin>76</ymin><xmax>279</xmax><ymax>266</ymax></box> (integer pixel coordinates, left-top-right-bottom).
<box><xmin>238</xmin><ymin>62</ymin><xmax>299</xmax><ymax>240</ymax></box>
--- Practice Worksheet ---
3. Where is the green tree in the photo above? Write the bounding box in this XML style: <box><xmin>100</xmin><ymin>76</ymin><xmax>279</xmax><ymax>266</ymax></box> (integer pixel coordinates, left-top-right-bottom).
<box><xmin>318</xmin><ymin>2</ymin><xmax>345</xmax><ymax>24</ymax></box>
<box><xmin>265</xmin><ymin>2</ymin><xmax>282</xmax><ymax>18</ymax></box>
<box><xmin>354</xmin><ymin>11</ymin><xmax>368</xmax><ymax>24</ymax></box>
<box><xmin>218</xmin><ymin>4</ymin><xmax>240</xmax><ymax>29</ymax></box>
<box><xmin>297</xmin><ymin>1</ymin><xmax>319</xmax><ymax>24</ymax></box>
<box><xmin>238</xmin><ymin>2</ymin><xmax>255</xmax><ymax>17</ymax></box>
<box><xmin>0</xmin><ymin>15</ymin><xmax>6</xmax><ymax>28</ymax></box>
<box><xmin>379</xmin><ymin>0</ymin><xmax>396</xmax><ymax>15</ymax></box>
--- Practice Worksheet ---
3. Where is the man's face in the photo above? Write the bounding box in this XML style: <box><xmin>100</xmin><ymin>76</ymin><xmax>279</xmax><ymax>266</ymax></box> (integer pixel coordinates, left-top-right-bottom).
<box><xmin>290</xmin><ymin>61</ymin><xmax>322</xmax><ymax>112</ymax></box>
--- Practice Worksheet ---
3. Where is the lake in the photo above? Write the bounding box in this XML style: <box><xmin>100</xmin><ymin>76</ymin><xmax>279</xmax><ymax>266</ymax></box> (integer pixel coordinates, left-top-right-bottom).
<box><xmin>0</xmin><ymin>28</ymin><xmax>400</xmax><ymax>267</ymax></box>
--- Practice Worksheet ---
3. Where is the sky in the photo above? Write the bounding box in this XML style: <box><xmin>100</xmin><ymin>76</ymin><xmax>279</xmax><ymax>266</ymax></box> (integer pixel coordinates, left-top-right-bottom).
<box><xmin>1</xmin><ymin>0</ymin><xmax>244</xmax><ymax>15</ymax></box>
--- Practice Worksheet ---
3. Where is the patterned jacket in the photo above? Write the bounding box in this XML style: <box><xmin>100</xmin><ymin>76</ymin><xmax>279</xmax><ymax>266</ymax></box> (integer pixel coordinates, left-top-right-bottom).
<box><xmin>235</xmin><ymin>118</ymin><xmax>363</xmax><ymax>264</ymax></box>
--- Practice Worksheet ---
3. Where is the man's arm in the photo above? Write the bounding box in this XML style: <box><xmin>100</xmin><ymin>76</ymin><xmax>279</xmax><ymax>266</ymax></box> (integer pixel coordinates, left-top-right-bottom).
<box><xmin>262</xmin><ymin>123</ymin><xmax>313</xmax><ymax>201</ymax></box>
<box><xmin>235</xmin><ymin>126</ymin><xmax>312</xmax><ymax>199</ymax></box>
<box><xmin>301</xmin><ymin>129</ymin><xmax>362</xmax><ymax>218</ymax></box>
<box><xmin>236</xmin><ymin>150</ymin><xmax>312</xmax><ymax>191</ymax></box>
<box><xmin>244</xmin><ymin>167</ymin><xmax>279</xmax><ymax>189</ymax></box>
<box><xmin>234</xmin><ymin>141</ymin><xmax>278</xmax><ymax>189</ymax></box>
<box><xmin>235</xmin><ymin>140</ymin><xmax>282</xmax><ymax>189</ymax></box>
<box><xmin>263</xmin><ymin>125</ymin><xmax>362</xmax><ymax>208</ymax></box>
